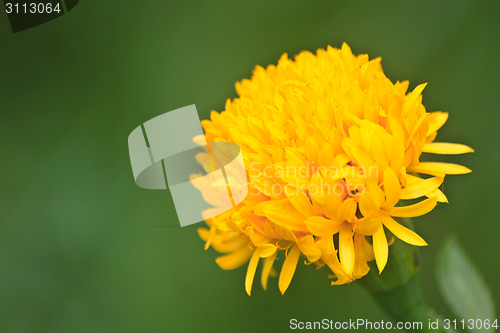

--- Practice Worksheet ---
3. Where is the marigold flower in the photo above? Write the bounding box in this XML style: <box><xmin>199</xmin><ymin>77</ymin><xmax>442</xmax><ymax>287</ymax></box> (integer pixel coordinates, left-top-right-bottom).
<box><xmin>197</xmin><ymin>43</ymin><xmax>472</xmax><ymax>295</ymax></box>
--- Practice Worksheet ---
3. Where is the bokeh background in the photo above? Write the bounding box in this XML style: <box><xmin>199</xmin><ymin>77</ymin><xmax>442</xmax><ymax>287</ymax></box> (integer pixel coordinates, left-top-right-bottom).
<box><xmin>1</xmin><ymin>1</ymin><xmax>498</xmax><ymax>332</ymax></box>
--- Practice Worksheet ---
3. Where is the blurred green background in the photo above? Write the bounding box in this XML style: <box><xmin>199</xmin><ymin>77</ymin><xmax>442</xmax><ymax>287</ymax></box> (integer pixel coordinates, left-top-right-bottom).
<box><xmin>0</xmin><ymin>1</ymin><xmax>498</xmax><ymax>332</ymax></box>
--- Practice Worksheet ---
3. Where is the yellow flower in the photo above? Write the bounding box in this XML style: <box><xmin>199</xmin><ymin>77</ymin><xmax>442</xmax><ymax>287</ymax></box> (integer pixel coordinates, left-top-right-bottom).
<box><xmin>197</xmin><ymin>43</ymin><xmax>473</xmax><ymax>295</ymax></box>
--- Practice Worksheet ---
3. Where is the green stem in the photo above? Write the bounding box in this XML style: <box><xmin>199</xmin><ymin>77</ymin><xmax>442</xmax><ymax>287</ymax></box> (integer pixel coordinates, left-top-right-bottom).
<box><xmin>361</xmin><ymin>219</ymin><xmax>449</xmax><ymax>333</ymax></box>
<box><xmin>370</xmin><ymin>274</ymin><xmax>428</xmax><ymax>323</ymax></box>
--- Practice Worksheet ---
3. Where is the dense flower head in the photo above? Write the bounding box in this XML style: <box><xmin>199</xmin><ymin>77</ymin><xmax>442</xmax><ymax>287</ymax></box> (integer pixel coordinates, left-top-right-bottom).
<box><xmin>197</xmin><ymin>43</ymin><xmax>472</xmax><ymax>295</ymax></box>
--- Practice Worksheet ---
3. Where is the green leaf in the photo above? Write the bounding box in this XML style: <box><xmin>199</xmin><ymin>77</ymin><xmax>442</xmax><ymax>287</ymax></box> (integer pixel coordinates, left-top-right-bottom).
<box><xmin>436</xmin><ymin>237</ymin><xmax>496</xmax><ymax>333</ymax></box>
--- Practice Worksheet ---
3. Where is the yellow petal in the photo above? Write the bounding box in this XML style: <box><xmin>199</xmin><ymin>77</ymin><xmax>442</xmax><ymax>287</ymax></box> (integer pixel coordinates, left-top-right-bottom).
<box><xmin>383</xmin><ymin>168</ymin><xmax>402</xmax><ymax>208</ymax></box>
<box><xmin>317</xmin><ymin>236</ymin><xmax>352</xmax><ymax>283</ymax></box>
<box><xmin>245</xmin><ymin>226</ymin><xmax>272</xmax><ymax>247</ymax></box>
<box><xmin>431</xmin><ymin>188</ymin><xmax>449</xmax><ymax>203</ymax></box>
<box><xmin>413</xmin><ymin>82</ymin><xmax>427</xmax><ymax>96</ymax></box>
<box><xmin>388</xmin><ymin>117</ymin><xmax>405</xmax><ymax>171</ymax></box>
<box><xmin>216</xmin><ymin>245</ymin><xmax>253</xmax><ymax>270</ymax></box>
<box><xmin>309</xmin><ymin>171</ymin><xmax>326</xmax><ymax>205</ymax></box>
<box><xmin>353</xmin><ymin>234</ymin><xmax>372</xmax><ymax>278</ymax></box>
<box><xmin>297</xmin><ymin>235</ymin><xmax>322</xmax><ymax>262</ymax></box>
<box><xmin>285</xmin><ymin>186</ymin><xmax>319</xmax><ymax>217</ymax></box>
<box><xmin>359</xmin><ymin>186</ymin><xmax>382</xmax><ymax>217</ymax></box>
<box><xmin>354</xmin><ymin>233</ymin><xmax>375</xmax><ymax>261</ymax></box>
<box><xmin>305</xmin><ymin>216</ymin><xmax>342</xmax><ymax>237</ymax></box>
<box><xmin>354</xmin><ymin>216</ymin><xmax>382</xmax><ymax>235</ymax></box>
<box><xmin>337</xmin><ymin>198</ymin><xmax>358</xmax><ymax>222</ymax></box>
<box><xmin>198</xmin><ymin>229</ymin><xmax>247</xmax><ymax>253</ymax></box>
<box><xmin>423</xmin><ymin>142</ymin><xmax>474</xmax><ymax>155</ymax></box>
<box><xmin>245</xmin><ymin>249</ymin><xmax>261</xmax><ymax>296</ymax></box>
<box><xmin>324</xmin><ymin>189</ymin><xmax>343</xmax><ymax>220</ymax></box>
<box><xmin>258</xmin><ymin>244</ymin><xmax>278</xmax><ymax>258</ymax></box>
<box><xmin>197</xmin><ymin>227</ymin><xmax>213</xmax><ymax>242</ymax></box>
<box><xmin>341</xmin><ymin>137</ymin><xmax>375</xmax><ymax>167</ymax></box>
<box><xmin>400</xmin><ymin>177</ymin><xmax>444</xmax><ymax>200</ymax></box>
<box><xmin>373</xmin><ymin>227</ymin><xmax>388</xmax><ymax>274</ymax></box>
<box><xmin>426</xmin><ymin>111</ymin><xmax>448</xmax><ymax>136</ymax></box>
<box><xmin>261</xmin><ymin>250</ymin><xmax>278</xmax><ymax>291</ymax></box>
<box><xmin>390</xmin><ymin>196</ymin><xmax>438</xmax><ymax>218</ymax></box>
<box><xmin>268</xmin><ymin>222</ymin><xmax>297</xmax><ymax>242</ymax></box>
<box><xmin>278</xmin><ymin>244</ymin><xmax>301</xmax><ymax>294</ymax></box>
<box><xmin>264</xmin><ymin>203</ymin><xmax>308</xmax><ymax>231</ymax></box>
<box><xmin>316</xmin><ymin>234</ymin><xmax>335</xmax><ymax>255</ymax></box>
<box><xmin>201</xmin><ymin>227</ymin><xmax>217</xmax><ymax>250</ymax></box>
<box><xmin>339</xmin><ymin>223</ymin><xmax>355</xmax><ymax>275</ymax></box>
<box><xmin>409</xmin><ymin>162</ymin><xmax>471</xmax><ymax>176</ymax></box>
<box><xmin>381</xmin><ymin>215</ymin><xmax>427</xmax><ymax>246</ymax></box>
